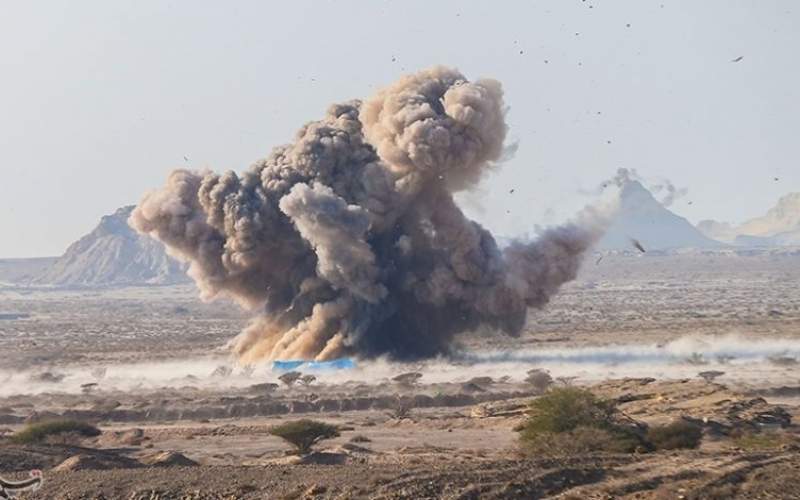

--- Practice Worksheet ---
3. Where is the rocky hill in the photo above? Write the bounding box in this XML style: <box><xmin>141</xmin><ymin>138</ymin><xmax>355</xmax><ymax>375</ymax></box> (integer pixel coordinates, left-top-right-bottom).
<box><xmin>596</xmin><ymin>180</ymin><xmax>723</xmax><ymax>251</ymax></box>
<box><xmin>698</xmin><ymin>192</ymin><xmax>800</xmax><ymax>246</ymax></box>
<box><xmin>34</xmin><ymin>206</ymin><xmax>188</xmax><ymax>286</ymax></box>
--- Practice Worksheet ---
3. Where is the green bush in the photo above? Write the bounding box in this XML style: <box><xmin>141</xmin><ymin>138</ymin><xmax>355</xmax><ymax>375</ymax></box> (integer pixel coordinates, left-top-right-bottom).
<box><xmin>517</xmin><ymin>387</ymin><xmax>644</xmax><ymax>454</ymax></box>
<box><xmin>269</xmin><ymin>419</ymin><xmax>340</xmax><ymax>455</ymax></box>
<box><xmin>732</xmin><ymin>431</ymin><xmax>797</xmax><ymax>451</ymax></box>
<box><xmin>520</xmin><ymin>387</ymin><xmax>616</xmax><ymax>436</ymax></box>
<box><xmin>646</xmin><ymin>420</ymin><xmax>703</xmax><ymax>450</ymax></box>
<box><xmin>11</xmin><ymin>419</ymin><xmax>101</xmax><ymax>444</ymax></box>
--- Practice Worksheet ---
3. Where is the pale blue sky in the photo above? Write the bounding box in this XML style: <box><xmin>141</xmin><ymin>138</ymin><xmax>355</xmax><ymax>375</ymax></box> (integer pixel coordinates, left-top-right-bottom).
<box><xmin>1</xmin><ymin>0</ymin><xmax>798</xmax><ymax>257</ymax></box>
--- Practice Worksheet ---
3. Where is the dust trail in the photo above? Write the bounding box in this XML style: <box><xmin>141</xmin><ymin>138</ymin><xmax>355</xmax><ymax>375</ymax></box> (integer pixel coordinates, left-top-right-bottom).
<box><xmin>131</xmin><ymin>66</ymin><xmax>611</xmax><ymax>362</ymax></box>
<box><xmin>2</xmin><ymin>335</ymin><xmax>799</xmax><ymax>396</ymax></box>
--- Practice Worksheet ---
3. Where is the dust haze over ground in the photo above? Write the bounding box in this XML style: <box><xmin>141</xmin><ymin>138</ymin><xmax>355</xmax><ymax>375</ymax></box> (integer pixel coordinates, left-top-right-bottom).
<box><xmin>130</xmin><ymin>67</ymin><xmax>612</xmax><ymax>363</ymax></box>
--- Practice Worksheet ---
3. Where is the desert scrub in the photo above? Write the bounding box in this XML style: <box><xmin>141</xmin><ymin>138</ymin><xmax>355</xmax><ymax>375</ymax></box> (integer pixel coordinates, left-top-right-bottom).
<box><xmin>733</xmin><ymin>431</ymin><xmax>798</xmax><ymax>451</ymax></box>
<box><xmin>517</xmin><ymin>387</ymin><xmax>643</xmax><ymax>454</ymax></box>
<box><xmin>269</xmin><ymin>419</ymin><xmax>340</xmax><ymax>455</ymax></box>
<box><xmin>11</xmin><ymin>419</ymin><xmax>101</xmax><ymax>444</ymax></box>
<box><xmin>524</xmin><ymin>425</ymin><xmax>642</xmax><ymax>455</ymax></box>
<box><xmin>520</xmin><ymin>387</ymin><xmax>616</xmax><ymax>435</ymax></box>
<box><xmin>646</xmin><ymin>420</ymin><xmax>703</xmax><ymax>450</ymax></box>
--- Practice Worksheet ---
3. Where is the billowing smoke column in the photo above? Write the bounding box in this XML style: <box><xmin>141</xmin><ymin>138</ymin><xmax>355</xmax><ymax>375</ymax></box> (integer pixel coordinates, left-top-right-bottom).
<box><xmin>131</xmin><ymin>66</ymin><xmax>609</xmax><ymax>362</ymax></box>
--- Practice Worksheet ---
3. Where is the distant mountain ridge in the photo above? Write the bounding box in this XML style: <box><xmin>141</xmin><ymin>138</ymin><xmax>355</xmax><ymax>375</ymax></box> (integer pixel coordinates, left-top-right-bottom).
<box><xmin>698</xmin><ymin>192</ymin><xmax>800</xmax><ymax>247</ymax></box>
<box><xmin>33</xmin><ymin>206</ymin><xmax>189</xmax><ymax>286</ymax></box>
<box><xmin>596</xmin><ymin>180</ymin><xmax>723</xmax><ymax>251</ymax></box>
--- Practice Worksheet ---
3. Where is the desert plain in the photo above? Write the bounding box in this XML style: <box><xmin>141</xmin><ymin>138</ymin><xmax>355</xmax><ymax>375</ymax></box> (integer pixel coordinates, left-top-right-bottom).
<box><xmin>1</xmin><ymin>249</ymin><xmax>799</xmax><ymax>499</ymax></box>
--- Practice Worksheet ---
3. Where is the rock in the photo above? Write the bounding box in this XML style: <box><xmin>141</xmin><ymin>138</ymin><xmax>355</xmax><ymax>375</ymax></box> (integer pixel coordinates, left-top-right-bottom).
<box><xmin>461</xmin><ymin>382</ymin><xmax>486</xmax><ymax>393</ymax></box>
<box><xmin>53</xmin><ymin>453</ymin><xmax>141</xmax><ymax>471</ymax></box>
<box><xmin>305</xmin><ymin>484</ymin><xmax>327</xmax><ymax>496</ymax></box>
<box><xmin>29</xmin><ymin>371</ymin><xmax>65</xmax><ymax>384</ymax></box>
<box><xmin>248</xmin><ymin>382</ymin><xmax>279</xmax><ymax>393</ymax></box>
<box><xmin>466</xmin><ymin>376</ymin><xmax>494</xmax><ymax>387</ymax></box>
<box><xmin>267</xmin><ymin>451</ymin><xmax>347</xmax><ymax>466</ymax></box>
<box><xmin>299</xmin><ymin>451</ymin><xmax>347</xmax><ymax>465</ymax></box>
<box><xmin>107</xmin><ymin>428</ymin><xmax>145</xmax><ymax>446</ymax></box>
<box><xmin>471</xmin><ymin>399</ymin><xmax>528</xmax><ymax>418</ymax></box>
<box><xmin>140</xmin><ymin>451</ymin><xmax>198</xmax><ymax>467</ymax></box>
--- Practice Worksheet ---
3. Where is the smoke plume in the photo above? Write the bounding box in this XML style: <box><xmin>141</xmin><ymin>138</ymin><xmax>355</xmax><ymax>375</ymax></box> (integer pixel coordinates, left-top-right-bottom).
<box><xmin>605</xmin><ymin>168</ymin><xmax>687</xmax><ymax>207</ymax></box>
<box><xmin>131</xmin><ymin>66</ymin><xmax>609</xmax><ymax>362</ymax></box>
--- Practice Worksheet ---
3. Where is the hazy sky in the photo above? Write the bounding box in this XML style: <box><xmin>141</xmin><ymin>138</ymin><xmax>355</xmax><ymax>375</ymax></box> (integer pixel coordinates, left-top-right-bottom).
<box><xmin>1</xmin><ymin>1</ymin><xmax>798</xmax><ymax>257</ymax></box>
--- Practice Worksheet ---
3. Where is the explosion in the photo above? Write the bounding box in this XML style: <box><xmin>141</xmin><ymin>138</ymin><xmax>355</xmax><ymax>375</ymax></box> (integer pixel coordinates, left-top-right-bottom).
<box><xmin>130</xmin><ymin>66</ymin><xmax>609</xmax><ymax>362</ymax></box>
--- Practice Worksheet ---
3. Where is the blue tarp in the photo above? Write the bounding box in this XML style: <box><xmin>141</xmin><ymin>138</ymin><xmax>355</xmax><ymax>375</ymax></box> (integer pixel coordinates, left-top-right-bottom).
<box><xmin>271</xmin><ymin>358</ymin><xmax>355</xmax><ymax>372</ymax></box>
<box><xmin>271</xmin><ymin>360</ymin><xmax>305</xmax><ymax>371</ymax></box>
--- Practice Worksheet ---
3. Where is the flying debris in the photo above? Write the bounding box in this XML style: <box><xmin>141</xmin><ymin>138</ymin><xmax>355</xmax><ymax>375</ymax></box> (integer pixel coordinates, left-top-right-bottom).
<box><xmin>509</xmin><ymin>189</ymin><xmax>515</xmax><ymax>194</ymax></box>
<box><xmin>131</xmin><ymin>66</ymin><xmax>612</xmax><ymax>362</ymax></box>
<box><xmin>731</xmin><ymin>56</ymin><xmax>744</xmax><ymax>63</ymax></box>
<box><xmin>631</xmin><ymin>238</ymin><xmax>646</xmax><ymax>253</ymax></box>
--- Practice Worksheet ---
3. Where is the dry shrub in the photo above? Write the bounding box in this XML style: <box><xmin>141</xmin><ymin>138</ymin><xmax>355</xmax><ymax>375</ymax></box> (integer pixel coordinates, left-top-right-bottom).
<box><xmin>386</xmin><ymin>399</ymin><xmax>413</xmax><ymax>420</ymax></box>
<box><xmin>525</xmin><ymin>369</ymin><xmax>553</xmax><ymax>393</ymax></box>
<box><xmin>11</xmin><ymin>419</ymin><xmax>101</xmax><ymax>444</ymax></box>
<box><xmin>646</xmin><ymin>420</ymin><xmax>702</xmax><ymax>450</ymax></box>
<box><xmin>523</xmin><ymin>425</ymin><xmax>642</xmax><ymax>455</ymax></box>
<box><xmin>733</xmin><ymin>431</ymin><xmax>798</xmax><ymax>451</ymax></box>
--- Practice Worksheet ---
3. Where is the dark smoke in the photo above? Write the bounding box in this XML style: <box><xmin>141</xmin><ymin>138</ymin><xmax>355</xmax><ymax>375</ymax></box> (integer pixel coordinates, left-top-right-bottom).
<box><xmin>130</xmin><ymin>66</ymin><xmax>610</xmax><ymax>362</ymax></box>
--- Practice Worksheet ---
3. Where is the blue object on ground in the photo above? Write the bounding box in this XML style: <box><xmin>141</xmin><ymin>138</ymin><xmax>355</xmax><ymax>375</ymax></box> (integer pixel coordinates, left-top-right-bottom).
<box><xmin>271</xmin><ymin>360</ymin><xmax>304</xmax><ymax>371</ymax></box>
<box><xmin>305</xmin><ymin>358</ymin><xmax>356</xmax><ymax>371</ymax></box>
<box><xmin>271</xmin><ymin>358</ymin><xmax>355</xmax><ymax>372</ymax></box>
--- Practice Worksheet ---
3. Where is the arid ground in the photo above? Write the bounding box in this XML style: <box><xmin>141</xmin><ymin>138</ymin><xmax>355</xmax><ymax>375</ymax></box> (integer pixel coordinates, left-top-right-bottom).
<box><xmin>1</xmin><ymin>250</ymin><xmax>799</xmax><ymax>499</ymax></box>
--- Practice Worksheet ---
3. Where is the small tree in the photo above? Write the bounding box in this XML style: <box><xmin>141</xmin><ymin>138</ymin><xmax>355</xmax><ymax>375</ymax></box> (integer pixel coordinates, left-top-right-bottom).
<box><xmin>80</xmin><ymin>383</ymin><xmax>98</xmax><ymax>394</ymax></box>
<box><xmin>210</xmin><ymin>365</ymin><xmax>232</xmax><ymax>378</ymax></box>
<box><xmin>697</xmin><ymin>370</ymin><xmax>725</xmax><ymax>383</ymax></box>
<box><xmin>767</xmin><ymin>355</ymin><xmax>798</xmax><ymax>366</ymax></box>
<box><xmin>715</xmin><ymin>355</ymin><xmax>735</xmax><ymax>365</ymax></box>
<box><xmin>555</xmin><ymin>376</ymin><xmax>577</xmax><ymax>387</ymax></box>
<box><xmin>299</xmin><ymin>374</ymin><xmax>317</xmax><ymax>386</ymax></box>
<box><xmin>278</xmin><ymin>371</ymin><xmax>302</xmax><ymax>387</ymax></box>
<box><xmin>525</xmin><ymin>369</ymin><xmax>553</xmax><ymax>393</ymax></box>
<box><xmin>269</xmin><ymin>419</ymin><xmax>340</xmax><ymax>455</ymax></box>
<box><xmin>386</xmin><ymin>399</ymin><xmax>413</xmax><ymax>420</ymax></box>
<box><xmin>685</xmin><ymin>353</ymin><xmax>708</xmax><ymax>366</ymax></box>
